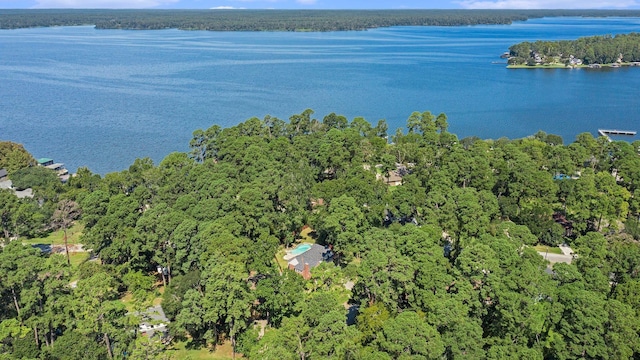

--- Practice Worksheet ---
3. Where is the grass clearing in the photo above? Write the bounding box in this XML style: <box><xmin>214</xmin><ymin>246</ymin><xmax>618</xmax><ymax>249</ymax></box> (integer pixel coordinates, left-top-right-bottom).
<box><xmin>534</xmin><ymin>244</ymin><xmax>563</xmax><ymax>255</ymax></box>
<box><xmin>22</xmin><ymin>222</ymin><xmax>84</xmax><ymax>246</ymax></box>
<box><xmin>51</xmin><ymin>251</ymin><xmax>90</xmax><ymax>268</ymax></box>
<box><xmin>275</xmin><ymin>249</ymin><xmax>289</xmax><ymax>272</ymax></box>
<box><xmin>167</xmin><ymin>340</ymin><xmax>241</xmax><ymax>359</ymax></box>
<box><xmin>121</xmin><ymin>292</ymin><xmax>136</xmax><ymax>312</ymax></box>
<box><xmin>153</xmin><ymin>295</ymin><xmax>163</xmax><ymax>307</ymax></box>
<box><xmin>299</xmin><ymin>226</ymin><xmax>317</xmax><ymax>244</ymax></box>
<box><xmin>23</xmin><ymin>222</ymin><xmax>89</xmax><ymax>271</ymax></box>
<box><xmin>121</xmin><ymin>291</ymin><xmax>164</xmax><ymax>313</ymax></box>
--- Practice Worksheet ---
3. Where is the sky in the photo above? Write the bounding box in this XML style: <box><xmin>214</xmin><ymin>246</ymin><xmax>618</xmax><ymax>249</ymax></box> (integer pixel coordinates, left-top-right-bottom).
<box><xmin>0</xmin><ymin>0</ymin><xmax>639</xmax><ymax>10</ymax></box>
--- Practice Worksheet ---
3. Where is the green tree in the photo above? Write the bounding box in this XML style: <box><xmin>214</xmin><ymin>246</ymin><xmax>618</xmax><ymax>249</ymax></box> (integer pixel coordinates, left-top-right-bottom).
<box><xmin>189</xmin><ymin>124</ymin><xmax>221</xmax><ymax>162</ymax></box>
<box><xmin>0</xmin><ymin>189</ymin><xmax>19</xmax><ymax>240</ymax></box>
<box><xmin>378</xmin><ymin>311</ymin><xmax>444</xmax><ymax>359</ymax></box>
<box><xmin>0</xmin><ymin>141</ymin><xmax>35</xmax><ymax>174</ymax></box>
<box><xmin>603</xmin><ymin>299</ymin><xmax>640</xmax><ymax>359</ymax></box>
<box><xmin>175</xmin><ymin>259</ymin><xmax>253</xmax><ymax>357</ymax></box>
<box><xmin>356</xmin><ymin>302</ymin><xmax>390</xmax><ymax>345</ymax></box>
<box><xmin>71</xmin><ymin>272</ymin><xmax>128</xmax><ymax>360</ymax></box>
<box><xmin>317</xmin><ymin>195</ymin><xmax>368</xmax><ymax>261</ymax></box>
<box><xmin>322</xmin><ymin>112</ymin><xmax>348</xmax><ymax>130</ymax></box>
<box><xmin>10</xmin><ymin>165</ymin><xmax>61</xmax><ymax>194</ymax></box>
<box><xmin>573</xmin><ymin>232</ymin><xmax>611</xmax><ymax>294</ymax></box>
<box><xmin>553</xmin><ymin>289</ymin><xmax>608</xmax><ymax>359</ymax></box>
<box><xmin>255</xmin><ymin>269</ymin><xmax>306</xmax><ymax>327</ymax></box>
<box><xmin>354</xmin><ymin>229</ymin><xmax>415</xmax><ymax>311</ymax></box>
<box><xmin>49</xmin><ymin>331</ymin><xmax>108</xmax><ymax>360</ymax></box>
<box><xmin>0</xmin><ymin>242</ymin><xmax>44</xmax><ymax>321</ymax></box>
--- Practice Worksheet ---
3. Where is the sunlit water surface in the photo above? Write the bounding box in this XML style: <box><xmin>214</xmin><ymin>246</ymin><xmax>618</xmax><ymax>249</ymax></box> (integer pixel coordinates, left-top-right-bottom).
<box><xmin>1</xmin><ymin>17</ymin><xmax>639</xmax><ymax>174</ymax></box>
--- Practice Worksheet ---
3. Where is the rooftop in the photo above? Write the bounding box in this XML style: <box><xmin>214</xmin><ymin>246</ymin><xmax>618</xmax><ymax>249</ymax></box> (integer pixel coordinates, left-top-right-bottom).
<box><xmin>137</xmin><ymin>305</ymin><xmax>169</xmax><ymax>337</ymax></box>
<box><xmin>287</xmin><ymin>244</ymin><xmax>332</xmax><ymax>273</ymax></box>
<box><xmin>0</xmin><ymin>180</ymin><xmax>11</xmax><ymax>190</ymax></box>
<box><xmin>45</xmin><ymin>163</ymin><xmax>65</xmax><ymax>170</ymax></box>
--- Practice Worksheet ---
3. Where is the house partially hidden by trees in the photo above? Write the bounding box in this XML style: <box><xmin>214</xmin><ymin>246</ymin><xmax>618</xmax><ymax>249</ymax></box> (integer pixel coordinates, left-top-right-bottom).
<box><xmin>137</xmin><ymin>305</ymin><xmax>169</xmax><ymax>338</ymax></box>
<box><xmin>381</xmin><ymin>171</ymin><xmax>403</xmax><ymax>186</ymax></box>
<box><xmin>375</xmin><ymin>163</ymin><xmax>410</xmax><ymax>186</ymax></box>
<box><xmin>507</xmin><ymin>32</ymin><xmax>640</xmax><ymax>67</ymax></box>
<box><xmin>2</xmin><ymin>110</ymin><xmax>640</xmax><ymax>360</ymax></box>
<box><xmin>38</xmin><ymin>157</ymin><xmax>70</xmax><ymax>182</ymax></box>
<box><xmin>287</xmin><ymin>244</ymin><xmax>333</xmax><ymax>280</ymax></box>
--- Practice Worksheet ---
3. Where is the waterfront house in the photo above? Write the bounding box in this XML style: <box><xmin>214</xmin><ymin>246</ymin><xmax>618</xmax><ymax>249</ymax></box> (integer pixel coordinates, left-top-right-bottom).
<box><xmin>45</xmin><ymin>162</ymin><xmax>68</xmax><ymax>176</ymax></box>
<box><xmin>37</xmin><ymin>157</ymin><xmax>70</xmax><ymax>182</ymax></box>
<box><xmin>37</xmin><ymin>158</ymin><xmax>54</xmax><ymax>167</ymax></box>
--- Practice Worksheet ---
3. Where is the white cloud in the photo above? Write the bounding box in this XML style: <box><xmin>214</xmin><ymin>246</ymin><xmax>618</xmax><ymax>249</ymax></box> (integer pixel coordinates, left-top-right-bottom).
<box><xmin>210</xmin><ymin>5</ymin><xmax>245</xmax><ymax>9</ymax></box>
<box><xmin>458</xmin><ymin>0</ymin><xmax>639</xmax><ymax>9</ymax></box>
<box><xmin>33</xmin><ymin>0</ymin><xmax>179</xmax><ymax>8</ymax></box>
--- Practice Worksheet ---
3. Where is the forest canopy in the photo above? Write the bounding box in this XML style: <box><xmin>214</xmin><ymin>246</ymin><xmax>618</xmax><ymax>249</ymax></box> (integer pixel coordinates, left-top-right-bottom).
<box><xmin>2</xmin><ymin>110</ymin><xmax>640</xmax><ymax>359</ymax></box>
<box><xmin>2</xmin><ymin>9</ymin><xmax>640</xmax><ymax>31</ymax></box>
<box><xmin>0</xmin><ymin>141</ymin><xmax>35</xmax><ymax>174</ymax></box>
<box><xmin>508</xmin><ymin>32</ymin><xmax>640</xmax><ymax>66</ymax></box>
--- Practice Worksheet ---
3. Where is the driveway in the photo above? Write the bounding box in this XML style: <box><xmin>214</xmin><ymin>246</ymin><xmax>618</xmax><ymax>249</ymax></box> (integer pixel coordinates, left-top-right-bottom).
<box><xmin>538</xmin><ymin>251</ymin><xmax>573</xmax><ymax>264</ymax></box>
<box><xmin>31</xmin><ymin>244</ymin><xmax>88</xmax><ymax>254</ymax></box>
<box><xmin>558</xmin><ymin>243</ymin><xmax>574</xmax><ymax>256</ymax></box>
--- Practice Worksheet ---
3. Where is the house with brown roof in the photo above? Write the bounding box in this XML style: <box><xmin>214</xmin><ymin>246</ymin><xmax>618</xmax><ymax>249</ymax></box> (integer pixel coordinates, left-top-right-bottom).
<box><xmin>383</xmin><ymin>171</ymin><xmax>403</xmax><ymax>186</ymax></box>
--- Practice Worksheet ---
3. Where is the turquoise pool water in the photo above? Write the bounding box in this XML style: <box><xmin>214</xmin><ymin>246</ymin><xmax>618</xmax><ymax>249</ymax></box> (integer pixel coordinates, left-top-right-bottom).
<box><xmin>291</xmin><ymin>243</ymin><xmax>312</xmax><ymax>256</ymax></box>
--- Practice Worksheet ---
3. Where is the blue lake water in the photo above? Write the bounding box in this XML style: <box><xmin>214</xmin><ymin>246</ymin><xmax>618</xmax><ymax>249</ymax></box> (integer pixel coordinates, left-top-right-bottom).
<box><xmin>1</xmin><ymin>17</ymin><xmax>639</xmax><ymax>174</ymax></box>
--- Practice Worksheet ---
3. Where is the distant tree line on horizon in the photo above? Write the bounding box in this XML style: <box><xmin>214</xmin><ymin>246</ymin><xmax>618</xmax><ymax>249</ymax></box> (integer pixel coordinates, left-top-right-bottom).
<box><xmin>509</xmin><ymin>32</ymin><xmax>640</xmax><ymax>66</ymax></box>
<box><xmin>2</xmin><ymin>9</ymin><xmax>640</xmax><ymax>31</ymax></box>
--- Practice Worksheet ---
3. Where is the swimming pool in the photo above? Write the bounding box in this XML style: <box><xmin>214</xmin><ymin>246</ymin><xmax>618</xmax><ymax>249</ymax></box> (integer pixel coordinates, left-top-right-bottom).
<box><xmin>290</xmin><ymin>243</ymin><xmax>312</xmax><ymax>256</ymax></box>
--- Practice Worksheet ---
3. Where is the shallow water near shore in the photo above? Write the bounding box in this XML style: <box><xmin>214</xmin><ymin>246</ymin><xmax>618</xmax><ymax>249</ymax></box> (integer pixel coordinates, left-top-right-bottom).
<box><xmin>1</xmin><ymin>16</ymin><xmax>639</xmax><ymax>174</ymax></box>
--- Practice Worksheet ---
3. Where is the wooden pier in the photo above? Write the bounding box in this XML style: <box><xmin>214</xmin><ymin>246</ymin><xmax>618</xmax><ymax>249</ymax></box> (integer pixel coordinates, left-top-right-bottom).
<box><xmin>598</xmin><ymin>129</ymin><xmax>637</xmax><ymax>142</ymax></box>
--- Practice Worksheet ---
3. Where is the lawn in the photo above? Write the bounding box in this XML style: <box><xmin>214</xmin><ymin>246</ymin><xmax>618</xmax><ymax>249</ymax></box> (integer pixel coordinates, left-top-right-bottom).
<box><xmin>166</xmin><ymin>340</ymin><xmax>241</xmax><ymax>359</ymax></box>
<box><xmin>22</xmin><ymin>222</ymin><xmax>84</xmax><ymax>246</ymax></box>
<box><xmin>533</xmin><ymin>244</ymin><xmax>563</xmax><ymax>255</ymax></box>
<box><xmin>299</xmin><ymin>226</ymin><xmax>317</xmax><ymax>244</ymax></box>
<box><xmin>51</xmin><ymin>251</ymin><xmax>90</xmax><ymax>267</ymax></box>
<box><xmin>275</xmin><ymin>249</ymin><xmax>289</xmax><ymax>272</ymax></box>
<box><xmin>21</xmin><ymin>222</ymin><xmax>90</xmax><ymax>270</ymax></box>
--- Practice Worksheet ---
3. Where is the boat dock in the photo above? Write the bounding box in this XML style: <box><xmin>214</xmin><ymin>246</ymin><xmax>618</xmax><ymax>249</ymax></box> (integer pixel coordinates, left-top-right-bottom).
<box><xmin>598</xmin><ymin>129</ymin><xmax>637</xmax><ymax>142</ymax></box>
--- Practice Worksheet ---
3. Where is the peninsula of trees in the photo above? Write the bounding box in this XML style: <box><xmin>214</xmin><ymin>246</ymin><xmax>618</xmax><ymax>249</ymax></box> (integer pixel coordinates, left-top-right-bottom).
<box><xmin>507</xmin><ymin>32</ymin><xmax>640</xmax><ymax>68</ymax></box>
<box><xmin>1</xmin><ymin>111</ymin><xmax>640</xmax><ymax>359</ymax></box>
<box><xmin>2</xmin><ymin>9</ymin><xmax>640</xmax><ymax>31</ymax></box>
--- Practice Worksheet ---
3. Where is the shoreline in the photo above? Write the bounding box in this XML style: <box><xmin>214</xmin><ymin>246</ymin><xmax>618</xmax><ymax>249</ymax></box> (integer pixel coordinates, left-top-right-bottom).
<box><xmin>507</xmin><ymin>62</ymin><xmax>640</xmax><ymax>69</ymax></box>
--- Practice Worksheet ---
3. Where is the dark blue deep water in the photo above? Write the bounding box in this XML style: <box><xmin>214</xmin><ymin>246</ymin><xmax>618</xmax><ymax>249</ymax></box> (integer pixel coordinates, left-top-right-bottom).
<box><xmin>1</xmin><ymin>17</ymin><xmax>639</xmax><ymax>174</ymax></box>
